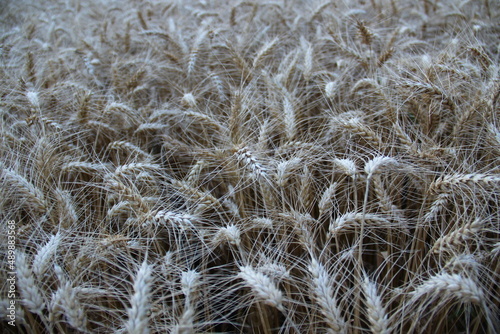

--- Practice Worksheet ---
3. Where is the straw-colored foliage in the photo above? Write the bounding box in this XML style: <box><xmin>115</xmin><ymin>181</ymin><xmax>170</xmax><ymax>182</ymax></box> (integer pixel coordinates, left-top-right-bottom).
<box><xmin>1</xmin><ymin>0</ymin><xmax>499</xmax><ymax>333</ymax></box>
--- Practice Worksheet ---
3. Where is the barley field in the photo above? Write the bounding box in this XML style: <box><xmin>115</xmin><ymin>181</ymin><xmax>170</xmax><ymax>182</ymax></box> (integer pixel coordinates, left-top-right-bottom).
<box><xmin>1</xmin><ymin>0</ymin><xmax>499</xmax><ymax>333</ymax></box>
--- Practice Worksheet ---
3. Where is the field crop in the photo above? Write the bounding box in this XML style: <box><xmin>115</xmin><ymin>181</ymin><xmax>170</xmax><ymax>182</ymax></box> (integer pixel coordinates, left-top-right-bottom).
<box><xmin>1</xmin><ymin>0</ymin><xmax>499</xmax><ymax>333</ymax></box>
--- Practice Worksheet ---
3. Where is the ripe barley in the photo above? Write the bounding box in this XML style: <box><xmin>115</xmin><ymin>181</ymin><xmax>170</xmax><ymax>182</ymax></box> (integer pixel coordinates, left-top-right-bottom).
<box><xmin>108</xmin><ymin>141</ymin><xmax>154</xmax><ymax>161</ymax></box>
<box><xmin>33</xmin><ymin>233</ymin><xmax>61</xmax><ymax>277</ymax></box>
<box><xmin>149</xmin><ymin>210</ymin><xmax>198</xmax><ymax>231</ymax></box>
<box><xmin>364</xmin><ymin>156</ymin><xmax>397</xmax><ymax>180</ymax></box>
<box><xmin>351</xmin><ymin>78</ymin><xmax>380</xmax><ymax>95</ymax></box>
<box><xmin>333</xmin><ymin>158</ymin><xmax>358</xmax><ymax>179</ymax></box>
<box><xmin>61</xmin><ymin>161</ymin><xmax>108</xmax><ymax>175</ymax></box>
<box><xmin>134</xmin><ymin>122</ymin><xmax>168</xmax><ymax>134</ymax></box>
<box><xmin>25</xmin><ymin>89</ymin><xmax>40</xmax><ymax>109</ymax></box>
<box><xmin>114</xmin><ymin>163</ymin><xmax>162</xmax><ymax>178</ymax></box>
<box><xmin>105</xmin><ymin>176</ymin><xmax>151</xmax><ymax>214</ymax></box>
<box><xmin>53</xmin><ymin>187</ymin><xmax>78</xmax><ymax>228</ymax></box>
<box><xmin>235</xmin><ymin>146</ymin><xmax>268</xmax><ymax>180</ymax></box>
<box><xmin>181</xmin><ymin>270</ymin><xmax>201</xmax><ymax>304</ymax></box>
<box><xmin>341</xmin><ymin>118</ymin><xmax>383</xmax><ymax>149</ymax></box>
<box><xmin>253</xmin><ymin>37</ymin><xmax>279</xmax><ymax>68</ymax></box>
<box><xmin>86</xmin><ymin>120</ymin><xmax>120</xmax><ymax>137</ymax></box>
<box><xmin>281</xmin><ymin>211</ymin><xmax>317</xmax><ymax>252</ymax></box>
<box><xmin>184</xmin><ymin>110</ymin><xmax>224</xmax><ymax>132</ymax></box>
<box><xmin>430</xmin><ymin>173</ymin><xmax>500</xmax><ymax>192</ymax></box>
<box><xmin>431</xmin><ymin>219</ymin><xmax>484</xmax><ymax>254</ymax></box>
<box><xmin>329</xmin><ymin>212</ymin><xmax>393</xmax><ymax>236</ymax></box>
<box><xmin>308</xmin><ymin>258</ymin><xmax>347</xmax><ymax>334</ymax></box>
<box><xmin>0</xmin><ymin>163</ymin><xmax>46</xmax><ymax>214</ymax></box>
<box><xmin>362</xmin><ymin>276</ymin><xmax>389</xmax><ymax>334</ymax></box>
<box><xmin>411</xmin><ymin>273</ymin><xmax>484</xmax><ymax>305</ymax></box>
<box><xmin>185</xmin><ymin>160</ymin><xmax>206</xmax><ymax>186</ymax></box>
<box><xmin>181</xmin><ymin>93</ymin><xmax>197</xmax><ymax>109</ymax></box>
<box><xmin>299</xmin><ymin>165</ymin><xmax>314</xmax><ymax>210</ymax></box>
<box><xmin>213</xmin><ymin>224</ymin><xmax>242</xmax><ymax>247</ymax></box>
<box><xmin>55</xmin><ymin>279</ymin><xmax>89</xmax><ymax>332</ymax></box>
<box><xmin>356</xmin><ymin>21</ymin><xmax>374</xmax><ymax>46</ymax></box>
<box><xmin>1</xmin><ymin>1</ymin><xmax>499</xmax><ymax>333</ymax></box>
<box><xmin>424</xmin><ymin>192</ymin><xmax>451</xmax><ymax>224</ymax></box>
<box><xmin>126</xmin><ymin>261</ymin><xmax>153</xmax><ymax>334</ymax></box>
<box><xmin>258</xmin><ymin>261</ymin><xmax>290</xmax><ymax>281</ymax></box>
<box><xmin>237</xmin><ymin>265</ymin><xmax>284</xmax><ymax>311</ymax></box>
<box><xmin>372</xmin><ymin>176</ymin><xmax>397</xmax><ymax>214</ymax></box>
<box><xmin>171</xmin><ymin>306</ymin><xmax>195</xmax><ymax>334</ymax></box>
<box><xmin>325</xmin><ymin>81</ymin><xmax>338</xmax><ymax>99</ymax></box>
<box><xmin>283</xmin><ymin>94</ymin><xmax>297</xmax><ymax>141</ymax></box>
<box><xmin>275</xmin><ymin>157</ymin><xmax>302</xmax><ymax>187</ymax></box>
<box><xmin>209</xmin><ymin>71</ymin><xmax>227</xmax><ymax>102</ymax></box>
<box><xmin>302</xmin><ymin>39</ymin><xmax>314</xmax><ymax>81</ymax></box>
<box><xmin>187</xmin><ymin>29</ymin><xmax>207</xmax><ymax>76</ymax></box>
<box><xmin>16</xmin><ymin>251</ymin><xmax>45</xmax><ymax>315</ymax></box>
<box><xmin>170</xmin><ymin>179</ymin><xmax>221</xmax><ymax>211</ymax></box>
<box><xmin>251</xmin><ymin>217</ymin><xmax>274</xmax><ymax>230</ymax></box>
<box><xmin>318</xmin><ymin>182</ymin><xmax>339</xmax><ymax>216</ymax></box>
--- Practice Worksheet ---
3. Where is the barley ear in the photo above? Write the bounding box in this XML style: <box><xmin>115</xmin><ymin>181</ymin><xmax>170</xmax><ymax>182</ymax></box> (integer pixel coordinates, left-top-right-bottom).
<box><xmin>238</xmin><ymin>265</ymin><xmax>284</xmax><ymax>312</ymax></box>
<box><xmin>33</xmin><ymin>233</ymin><xmax>61</xmax><ymax>277</ymax></box>
<box><xmin>308</xmin><ymin>258</ymin><xmax>347</xmax><ymax>334</ymax></box>
<box><xmin>16</xmin><ymin>251</ymin><xmax>45</xmax><ymax>315</ymax></box>
<box><xmin>362</xmin><ymin>276</ymin><xmax>389</xmax><ymax>334</ymax></box>
<box><xmin>126</xmin><ymin>261</ymin><xmax>153</xmax><ymax>334</ymax></box>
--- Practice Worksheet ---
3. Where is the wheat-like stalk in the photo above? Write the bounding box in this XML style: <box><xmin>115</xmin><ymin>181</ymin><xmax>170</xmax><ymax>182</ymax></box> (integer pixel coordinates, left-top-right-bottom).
<box><xmin>318</xmin><ymin>182</ymin><xmax>339</xmax><ymax>217</ymax></box>
<box><xmin>362</xmin><ymin>276</ymin><xmax>390</xmax><ymax>334</ymax></box>
<box><xmin>108</xmin><ymin>141</ymin><xmax>154</xmax><ymax>161</ymax></box>
<box><xmin>181</xmin><ymin>93</ymin><xmax>197</xmax><ymax>109</ymax></box>
<box><xmin>423</xmin><ymin>191</ymin><xmax>451</xmax><ymax>224</ymax></box>
<box><xmin>356</xmin><ymin>21</ymin><xmax>374</xmax><ymax>46</ymax></box>
<box><xmin>333</xmin><ymin>158</ymin><xmax>358</xmax><ymax>179</ymax></box>
<box><xmin>171</xmin><ymin>306</ymin><xmax>195</xmax><ymax>334</ymax></box>
<box><xmin>61</xmin><ymin>161</ymin><xmax>109</xmax><ymax>175</ymax></box>
<box><xmin>55</xmin><ymin>278</ymin><xmax>89</xmax><ymax>332</ymax></box>
<box><xmin>106</xmin><ymin>176</ymin><xmax>151</xmax><ymax>214</ymax></box>
<box><xmin>53</xmin><ymin>187</ymin><xmax>78</xmax><ymax>228</ymax></box>
<box><xmin>185</xmin><ymin>160</ymin><xmax>206</xmax><ymax>186</ymax></box>
<box><xmin>308</xmin><ymin>258</ymin><xmax>347</xmax><ymax>334</ymax></box>
<box><xmin>33</xmin><ymin>233</ymin><xmax>61</xmax><ymax>277</ymax></box>
<box><xmin>237</xmin><ymin>265</ymin><xmax>284</xmax><ymax>312</ymax></box>
<box><xmin>114</xmin><ymin>163</ymin><xmax>162</xmax><ymax>178</ymax></box>
<box><xmin>235</xmin><ymin>146</ymin><xmax>268</xmax><ymax>180</ymax></box>
<box><xmin>149</xmin><ymin>210</ymin><xmax>198</xmax><ymax>231</ymax></box>
<box><xmin>213</xmin><ymin>224</ymin><xmax>242</xmax><ymax>248</ymax></box>
<box><xmin>251</xmin><ymin>217</ymin><xmax>274</xmax><ymax>230</ymax></box>
<box><xmin>364</xmin><ymin>156</ymin><xmax>397</xmax><ymax>180</ymax></box>
<box><xmin>299</xmin><ymin>165</ymin><xmax>314</xmax><ymax>210</ymax></box>
<box><xmin>275</xmin><ymin>157</ymin><xmax>302</xmax><ymax>187</ymax></box>
<box><xmin>430</xmin><ymin>173</ymin><xmax>500</xmax><ymax>192</ymax></box>
<box><xmin>341</xmin><ymin>118</ymin><xmax>383</xmax><ymax>148</ymax></box>
<box><xmin>16</xmin><ymin>251</ymin><xmax>45</xmax><ymax>315</ymax></box>
<box><xmin>302</xmin><ymin>39</ymin><xmax>314</xmax><ymax>81</ymax></box>
<box><xmin>411</xmin><ymin>273</ymin><xmax>484</xmax><ymax>305</ymax></box>
<box><xmin>283</xmin><ymin>94</ymin><xmax>297</xmax><ymax>141</ymax></box>
<box><xmin>431</xmin><ymin>219</ymin><xmax>484</xmax><ymax>254</ymax></box>
<box><xmin>0</xmin><ymin>163</ymin><xmax>46</xmax><ymax>214</ymax></box>
<box><xmin>180</xmin><ymin>270</ymin><xmax>200</xmax><ymax>302</ymax></box>
<box><xmin>126</xmin><ymin>261</ymin><xmax>153</xmax><ymax>334</ymax></box>
<box><xmin>187</xmin><ymin>29</ymin><xmax>207</xmax><ymax>76</ymax></box>
<box><xmin>329</xmin><ymin>212</ymin><xmax>393</xmax><ymax>236</ymax></box>
<box><xmin>325</xmin><ymin>81</ymin><xmax>338</xmax><ymax>99</ymax></box>
<box><xmin>253</xmin><ymin>37</ymin><xmax>279</xmax><ymax>69</ymax></box>
<box><xmin>209</xmin><ymin>71</ymin><xmax>227</xmax><ymax>102</ymax></box>
<box><xmin>170</xmin><ymin>179</ymin><xmax>221</xmax><ymax>212</ymax></box>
